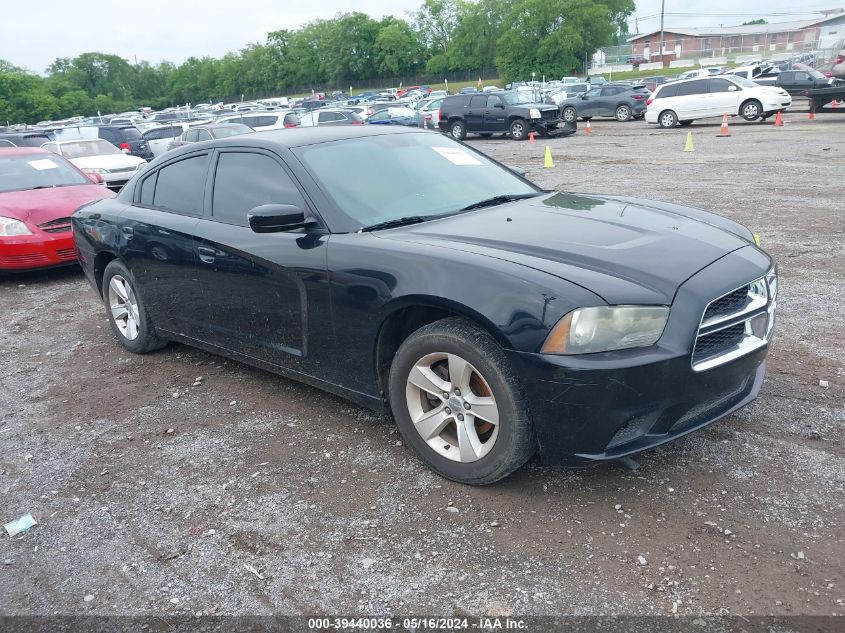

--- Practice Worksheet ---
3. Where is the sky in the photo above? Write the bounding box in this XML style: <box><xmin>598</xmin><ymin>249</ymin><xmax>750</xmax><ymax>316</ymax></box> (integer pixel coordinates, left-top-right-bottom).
<box><xmin>0</xmin><ymin>0</ymin><xmax>838</xmax><ymax>73</ymax></box>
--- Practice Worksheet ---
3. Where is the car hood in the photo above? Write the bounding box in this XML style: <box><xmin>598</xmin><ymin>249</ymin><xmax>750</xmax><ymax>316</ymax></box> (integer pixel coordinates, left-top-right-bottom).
<box><xmin>0</xmin><ymin>184</ymin><xmax>114</xmax><ymax>225</ymax></box>
<box><xmin>379</xmin><ymin>193</ymin><xmax>755</xmax><ymax>305</ymax></box>
<box><xmin>68</xmin><ymin>154</ymin><xmax>146</xmax><ymax>170</ymax></box>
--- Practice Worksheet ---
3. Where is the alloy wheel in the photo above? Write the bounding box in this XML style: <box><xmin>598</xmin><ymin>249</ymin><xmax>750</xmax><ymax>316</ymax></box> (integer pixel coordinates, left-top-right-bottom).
<box><xmin>404</xmin><ymin>352</ymin><xmax>499</xmax><ymax>462</ymax></box>
<box><xmin>108</xmin><ymin>275</ymin><xmax>140</xmax><ymax>340</ymax></box>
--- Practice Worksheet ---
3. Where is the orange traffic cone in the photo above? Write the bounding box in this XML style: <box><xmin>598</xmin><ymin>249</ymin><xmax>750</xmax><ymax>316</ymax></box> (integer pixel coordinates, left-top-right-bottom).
<box><xmin>773</xmin><ymin>112</ymin><xmax>783</xmax><ymax>127</ymax></box>
<box><xmin>585</xmin><ymin>120</ymin><xmax>592</xmax><ymax>135</ymax></box>
<box><xmin>832</xmin><ymin>99</ymin><xmax>840</xmax><ymax>107</ymax></box>
<box><xmin>717</xmin><ymin>113</ymin><xmax>730</xmax><ymax>137</ymax></box>
<box><xmin>528</xmin><ymin>131</ymin><xmax>535</xmax><ymax>142</ymax></box>
<box><xmin>808</xmin><ymin>110</ymin><xmax>815</xmax><ymax>120</ymax></box>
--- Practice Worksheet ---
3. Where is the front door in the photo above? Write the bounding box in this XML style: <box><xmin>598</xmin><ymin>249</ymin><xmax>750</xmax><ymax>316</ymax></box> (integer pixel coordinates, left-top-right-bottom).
<box><xmin>190</xmin><ymin>148</ymin><xmax>331</xmax><ymax>371</ymax></box>
<box><xmin>482</xmin><ymin>95</ymin><xmax>508</xmax><ymax>131</ymax></box>
<box><xmin>706</xmin><ymin>78</ymin><xmax>740</xmax><ymax>117</ymax></box>
<box><xmin>578</xmin><ymin>88</ymin><xmax>602</xmax><ymax>117</ymax></box>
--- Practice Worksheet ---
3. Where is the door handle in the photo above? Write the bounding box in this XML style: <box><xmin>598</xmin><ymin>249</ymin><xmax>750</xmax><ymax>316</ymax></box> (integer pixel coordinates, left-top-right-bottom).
<box><xmin>197</xmin><ymin>246</ymin><xmax>216</xmax><ymax>263</ymax></box>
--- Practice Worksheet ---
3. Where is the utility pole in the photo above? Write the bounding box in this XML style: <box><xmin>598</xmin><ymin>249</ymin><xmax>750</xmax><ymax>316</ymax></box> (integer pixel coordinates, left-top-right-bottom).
<box><xmin>659</xmin><ymin>0</ymin><xmax>665</xmax><ymax>63</ymax></box>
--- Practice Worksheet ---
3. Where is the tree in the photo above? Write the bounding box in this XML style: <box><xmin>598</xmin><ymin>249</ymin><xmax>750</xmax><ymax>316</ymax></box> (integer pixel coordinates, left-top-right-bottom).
<box><xmin>742</xmin><ymin>19</ymin><xmax>768</xmax><ymax>25</ymax></box>
<box><xmin>414</xmin><ymin>0</ymin><xmax>459</xmax><ymax>56</ymax></box>
<box><xmin>495</xmin><ymin>0</ymin><xmax>634</xmax><ymax>82</ymax></box>
<box><xmin>375</xmin><ymin>18</ymin><xmax>423</xmax><ymax>76</ymax></box>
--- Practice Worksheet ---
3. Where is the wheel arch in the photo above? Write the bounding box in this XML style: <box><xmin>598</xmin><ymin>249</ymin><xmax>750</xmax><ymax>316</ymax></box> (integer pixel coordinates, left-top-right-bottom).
<box><xmin>374</xmin><ymin>297</ymin><xmax>509</xmax><ymax>397</ymax></box>
<box><xmin>93</xmin><ymin>250</ymin><xmax>120</xmax><ymax>298</ymax></box>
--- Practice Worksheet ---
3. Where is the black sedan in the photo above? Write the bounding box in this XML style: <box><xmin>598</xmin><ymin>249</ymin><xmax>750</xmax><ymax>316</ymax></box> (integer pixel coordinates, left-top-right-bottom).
<box><xmin>72</xmin><ymin>127</ymin><xmax>777</xmax><ymax>485</ymax></box>
<box><xmin>559</xmin><ymin>82</ymin><xmax>650</xmax><ymax>122</ymax></box>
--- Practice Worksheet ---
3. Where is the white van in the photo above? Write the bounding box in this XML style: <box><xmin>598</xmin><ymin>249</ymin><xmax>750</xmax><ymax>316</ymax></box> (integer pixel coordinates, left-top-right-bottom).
<box><xmin>645</xmin><ymin>75</ymin><xmax>792</xmax><ymax>127</ymax></box>
<box><xmin>216</xmin><ymin>112</ymin><xmax>298</xmax><ymax>131</ymax></box>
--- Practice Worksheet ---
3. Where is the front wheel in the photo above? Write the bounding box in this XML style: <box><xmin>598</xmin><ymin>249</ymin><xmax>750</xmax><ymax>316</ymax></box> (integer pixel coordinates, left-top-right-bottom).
<box><xmin>658</xmin><ymin>110</ymin><xmax>678</xmax><ymax>128</ymax></box>
<box><xmin>509</xmin><ymin>118</ymin><xmax>528</xmax><ymax>141</ymax></box>
<box><xmin>740</xmin><ymin>100</ymin><xmax>763</xmax><ymax>121</ymax></box>
<box><xmin>449</xmin><ymin>120</ymin><xmax>466</xmax><ymax>140</ymax></box>
<box><xmin>102</xmin><ymin>260</ymin><xmax>167</xmax><ymax>354</ymax></box>
<box><xmin>388</xmin><ymin>318</ymin><xmax>536</xmax><ymax>485</ymax></box>
<box><xmin>615</xmin><ymin>105</ymin><xmax>632</xmax><ymax>122</ymax></box>
<box><xmin>562</xmin><ymin>106</ymin><xmax>577</xmax><ymax>123</ymax></box>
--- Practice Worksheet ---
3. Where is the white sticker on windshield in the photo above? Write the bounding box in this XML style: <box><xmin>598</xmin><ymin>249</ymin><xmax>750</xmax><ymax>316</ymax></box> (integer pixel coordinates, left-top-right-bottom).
<box><xmin>432</xmin><ymin>146</ymin><xmax>483</xmax><ymax>166</ymax></box>
<box><xmin>28</xmin><ymin>159</ymin><xmax>59</xmax><ymax>171</ymax></box>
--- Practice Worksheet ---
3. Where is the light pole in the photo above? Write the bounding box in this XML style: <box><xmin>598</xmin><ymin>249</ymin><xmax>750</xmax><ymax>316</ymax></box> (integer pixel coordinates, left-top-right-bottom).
<box><xmin>659</xmin><ymin>0</ymin><xmax>665</xmax><ymax>64</ymax></box>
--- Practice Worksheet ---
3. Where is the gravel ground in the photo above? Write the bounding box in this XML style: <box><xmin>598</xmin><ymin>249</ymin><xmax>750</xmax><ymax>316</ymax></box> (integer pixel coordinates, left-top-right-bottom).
<box><xmin>1</xmin><ymin>111</ymin><xmax>843</xmax><ymax>620</ymax></box>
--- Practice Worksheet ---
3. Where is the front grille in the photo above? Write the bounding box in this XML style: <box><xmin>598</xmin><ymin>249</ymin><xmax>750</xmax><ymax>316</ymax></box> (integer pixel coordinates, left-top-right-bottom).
<box><xmin>0</xmin><ymin>253</ymin><xmax>49</xmax><ymax>265</ymax></box>
<box><xmin>692</xmin><ymin>323</ymin><xmax>746</xmax><ymax>365</ymax></box>
<box><xmin>669</xmin><ymin>375</ymin><xmax>752</xmax><ymax>433</ymax></box>
<box><xmin>691</xmin><ymin>271</ymin><xmax>776</xmax><ymax>372</ymax></box>
<box><xmin>109</xmin><ymin>166</ymin><xmax>137</xmax><ymax>174</ymax></box>
<box><xmin>541</xmin><ymin>109</ymin><xmax>558</xmax><ymax>120</ymax></box>
<box><xmin>606</xmin><ymin>415</ymin><xmax>649</xmax><ymax>449</ymax></box>
<box><xmin>703</xmin><ymin>286</ymin><xmax>749</xmax><ymax>322</ymax></box>
<box><xmin>38</xmin><ymin>217</ymin><xmax>72</xmax><ymax>233</ymax></box>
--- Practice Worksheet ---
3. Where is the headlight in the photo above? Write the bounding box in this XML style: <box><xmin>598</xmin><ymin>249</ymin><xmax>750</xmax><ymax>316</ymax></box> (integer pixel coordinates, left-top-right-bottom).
<box><xmin>0</xmin><ymin>217</ymin><xmax>32</xmax><ymax>236</ymax></box>
<box><xmin>529</xmin><ymin>108</ymin><xmax>541</xmax><ymax>119</ymax></box>
<box><xmin>541</xmin><ymin>306</ymin><xmax>670</xmax><ymax>355</ymax></box>
<box><xmin>82</xmin><ymin>168</ymin><xmax>109</xmax><ymax>175</ymax></box>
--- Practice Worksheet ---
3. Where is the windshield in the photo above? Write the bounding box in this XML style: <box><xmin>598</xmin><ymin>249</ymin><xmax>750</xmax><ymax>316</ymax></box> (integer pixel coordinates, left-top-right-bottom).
<box><xmin>0</xmin><ymin>154</ymin><xmax>89</xmax><ymax>193</ymax></box>
<box><xmin>501</xmin><ymin>92</ymin><xmax>536</xmax><ymax>105</ymax></box>
<box><xmin>730</xmin><ymin>75</ymin><xmax>759</xmax><ymax>88</ymax></box>
<box><xmin>295</xmin><ymin>132</ymin><xmax>538</xmax><ymax>229</ymax></box>
<box><xmin>59</xmin><ymin>139</ymin><xmax>122</xmax><ymax>158</ymax></box>
<box><xmin>211</xmin><ymin>125</ymin><xmax>253</xmax><ymax>138</ymax></box>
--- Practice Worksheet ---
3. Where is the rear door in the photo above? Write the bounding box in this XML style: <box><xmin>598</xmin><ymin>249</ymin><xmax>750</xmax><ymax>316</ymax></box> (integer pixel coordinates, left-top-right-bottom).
<box><xmin>121</xmin><ymin>152</ymin><xmax>209</xmax><ymax>336</ymax></box>
<box><xmin>190</xmin><ymin>148</ymin><xmax>330</xmax><ymax>370</ymax></box>
<box><xmin>673</xmin><ymin>79</ymin><xmax>710</xmax><ymax>119</ymax></box>
<box><xmin>465</xmin><ymin>95</ymin><xmax>487</xmax><ymax>131</ymax></box>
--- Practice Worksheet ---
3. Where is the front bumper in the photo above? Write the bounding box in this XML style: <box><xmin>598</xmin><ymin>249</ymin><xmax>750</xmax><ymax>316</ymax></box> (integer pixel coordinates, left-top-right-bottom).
<box><xmin>508</xmin><ymin>345</ymin><xmax>766</xmax><ymax>465</ymax></box>
<box><xmin>0</xmin><ymin>232</ymin><xmax>77</xmax><ymax>271</ymax></box>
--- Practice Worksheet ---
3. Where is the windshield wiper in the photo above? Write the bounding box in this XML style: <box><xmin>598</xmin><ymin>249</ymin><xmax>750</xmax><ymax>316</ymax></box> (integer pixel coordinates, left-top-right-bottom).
<box><xmin>459</xmin><ymin>192</ymin><xmax>542</xmax><ymax>212</ymax></box>
<box><xmin>359</xmin><ymin>216</ymin><xmax>428</xmax><ymax>232</ymax></box>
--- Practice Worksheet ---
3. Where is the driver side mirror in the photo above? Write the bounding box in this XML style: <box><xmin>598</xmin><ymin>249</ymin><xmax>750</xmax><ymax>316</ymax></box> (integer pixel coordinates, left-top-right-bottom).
<box><xmin>247</xmin><ymin>204</ymin><xmax>311</xmax><ymax>233</ymax></box>
<box><xmin>728</xmin><ymin>85</ymin><xmax>738</xmax><ymax>91</ymax></box>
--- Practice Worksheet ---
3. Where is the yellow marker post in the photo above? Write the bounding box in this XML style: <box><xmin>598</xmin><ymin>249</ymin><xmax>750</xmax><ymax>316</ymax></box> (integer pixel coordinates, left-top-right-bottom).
<box><xmin>753</xmin><ymin>233</ymin><xmax>761</xmax><ymax>247</ymax></box>
<box><xmin>543</xmin><ymin>146</ymin><xmax>555</xmax><ymax>168</ymax></box>
<box><xmin>683</xmin><ymin>132</ymin><xmax>695</xmax><ymax>152</ymax></box>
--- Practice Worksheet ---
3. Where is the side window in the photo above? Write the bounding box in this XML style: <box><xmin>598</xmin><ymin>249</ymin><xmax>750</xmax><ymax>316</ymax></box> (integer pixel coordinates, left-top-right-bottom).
<box><xmin>795</xmin><ymin>72</ymin><xmax>809</xmax><ymax>81</ymax></box>
<box><xmin>583</xmin><ymin>88</ymin><xmax>601</xmax><ymax>98</ymax></box>
<box><xmin>211</xmin><ymin>152</ymin><xmax>306</xmax><ymax>226</ymax></box>
<box><xmin>486</xmin><ymin>96</ymin><xmax>501</xmax><ymax>108</ymax></box>
<box><xmin>152</xmin><ymin>154</ymin><xmax>210</xmax><ymax>215</ymax></box>
<box><xmin>319</xmin><ymin>111</ymin><xmax>342</xmax><ymax>122</ymax></box>
<box><xmin>600</xmin><ymin>86</ymin><xmax>620</xmax><ymax>96</ymax></box>
<box><xmin>676</xmin><ymin>80</ymin><xmax>706</xmax><ymax>96</ymax></box>
<box><xmin>708</xmin><ymin>78</ymin><xmax>734</xmax><ymax>93</ymax></box>
<box><xmin>139</xmin><ymin>171</ymin><xmax>157</xmax><ymax>206</ymax></box>
<box><xmin>197</xmin><ymin>129</ymin><xmax>212</xmax><ymax>141</ymax></box>
<box><xmin>469</xmin><ymin>95</ymin><xmax>487</xmax><ymax>108</ymax></box>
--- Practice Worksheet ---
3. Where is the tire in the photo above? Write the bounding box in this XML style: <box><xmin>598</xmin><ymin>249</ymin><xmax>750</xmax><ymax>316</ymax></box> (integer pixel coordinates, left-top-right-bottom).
<box><xmin>740</xmin><ymin>99</ymin><xmax>763</xmax><ymax>121</ymax></box>
<box><xmin>449</xmin><ymin>120</ymin><xmax>466</xmax><ymax>140</ymax></box>
<box><xmin>615</xmin><ymin>104</ymin><xmax>632</xmax><ymax>122</ymax></box>
<box><xmin>102</xmin><ymin>260</ymin><xmax>167</xmax><ymax>354</ymax></box>
<box><xmin>562</xmin><ymin>106</ymin><xmax>577</xmax><ymax>123</ymax></box>
<box><xmin>679</xmin><ymin>120</ymin><xmax>693</xmax><ymax>127</ymax></box>
<box><xmin>388</xmin><ymin>317</ymin><xmax>536</xmax><ymax>485</ymax></box>
<box><xmin>658</xmin><ymin>110</ymin><xmax>678</xmax><ymax>128</ymax></box>
<box><xmin>509</xmin><ymin>118</ymin><xmax>528</xmax><ymax>141</ymax></box>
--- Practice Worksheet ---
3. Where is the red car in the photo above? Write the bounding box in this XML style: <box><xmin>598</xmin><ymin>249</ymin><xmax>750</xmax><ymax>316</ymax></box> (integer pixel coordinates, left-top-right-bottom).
<box><xmin>0</xmin><ymin>147</ymin><xmax>114</xmax><ymax>271</ymax></box>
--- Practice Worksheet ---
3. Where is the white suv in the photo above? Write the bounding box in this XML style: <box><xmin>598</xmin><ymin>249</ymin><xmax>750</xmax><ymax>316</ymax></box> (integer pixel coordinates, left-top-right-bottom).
<box><xmin>645</xmin><ymin>75</ymin><xmax>791</xmax><ymax>128</ymax></box>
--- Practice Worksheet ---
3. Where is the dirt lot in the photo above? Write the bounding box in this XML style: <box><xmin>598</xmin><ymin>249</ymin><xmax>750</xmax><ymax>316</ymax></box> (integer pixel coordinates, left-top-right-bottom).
<box><xmin>1</xmin><ymin>111</ymin><xmax>843</xmax><ymax>620</ymax></box>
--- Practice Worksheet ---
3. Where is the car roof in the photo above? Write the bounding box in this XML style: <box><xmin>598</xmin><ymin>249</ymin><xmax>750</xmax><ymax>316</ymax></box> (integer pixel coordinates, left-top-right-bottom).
<box><xmin>0</xmin><ymin>146</ymin><xmax>50</xmax><ymax>156</ymax></box>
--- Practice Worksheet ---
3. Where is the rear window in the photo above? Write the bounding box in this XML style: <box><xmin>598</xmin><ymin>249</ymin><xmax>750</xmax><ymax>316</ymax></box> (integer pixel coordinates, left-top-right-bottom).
<box><xmin>655</xmin><ymin>83</ymin><xmax>678</xmax><ymax>98</ymax></box>
<box><xmin>143</xmin><ymin>127</ymin><xmax>182</xmax><ymax>141</ymax></box>
<box><xmin>19</xmin><ymin>135</ymin><xmax>51</xmax><ymax>147</ymax></box>
<box><xmin>119</xmin><ymin>127</ymin><xmax>141</xmax><ymax>139</ymax></box>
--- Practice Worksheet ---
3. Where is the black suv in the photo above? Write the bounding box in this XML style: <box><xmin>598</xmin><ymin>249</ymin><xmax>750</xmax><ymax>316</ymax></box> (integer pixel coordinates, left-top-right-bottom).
<box><xmin>96</xmin><ymin>125</ymin><xmax>153</xmax><ymax>160</ymax></box>
<box><xmin>438</xmin><ymin>91</ymin><xmax>574</xmax><ymax>140</ymax></box>
<box><xmin>558</xmin><ymin>82</ymin><xmax>650</xmax><ymax>123</ymax></box>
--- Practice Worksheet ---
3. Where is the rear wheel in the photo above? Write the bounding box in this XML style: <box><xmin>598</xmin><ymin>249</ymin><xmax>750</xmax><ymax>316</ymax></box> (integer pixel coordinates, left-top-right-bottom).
<box><xmin>658</xmin><ymin>110</ymin><xmax>678</xmax><ymax>128</ymax></box>
<box><xmin>740</xmin><ymin>99</ymin><xmax>763</xmax><ymax>121</ymax></box>
<box><xmin>615</xmin><ymin>104</ymin><xmax>632</xmax><ymax>122</ymax></box>
<box><xmin>102</xmin><ymin>260</ymin><xmax>167</xmax><ymax>354</ymax></box>
<box><xmin>562</xmin><ymin>106</ymin><xmax>577</xmax><ymax>123</ymax></box>
<box><xmin>449</xmin><ymin>120</ymin><xmax>466</xmax><ymax>140</ymax></box>
<box><xmin>388</xmin><ymin>318</ymin><xmax>536</xmax><ymax>485</ymax></box>
<box><xmin>509</xmin><ymin>118</ymin><xmax>528</xmax><ymax>141</ymax></box>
